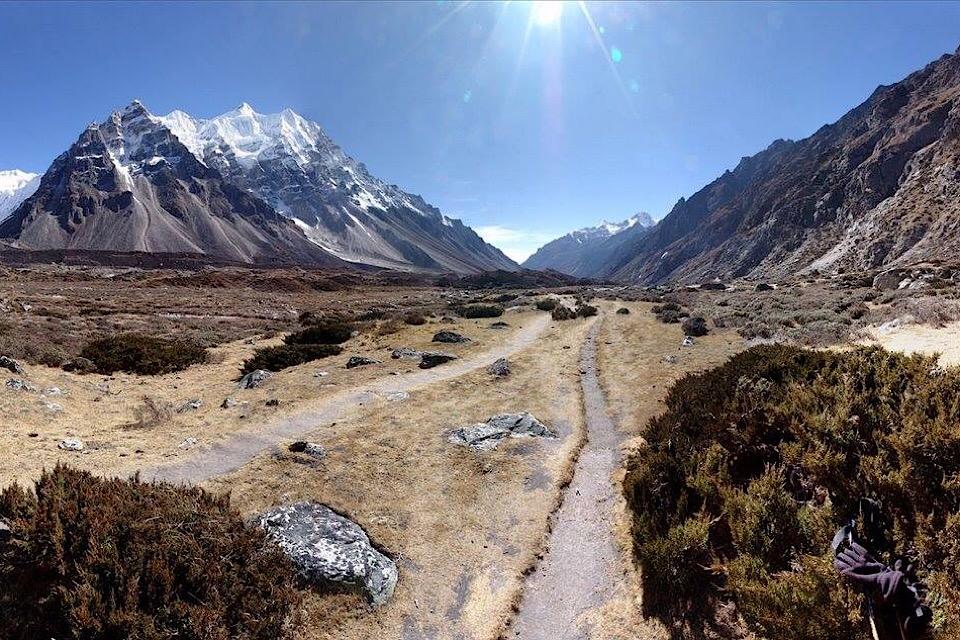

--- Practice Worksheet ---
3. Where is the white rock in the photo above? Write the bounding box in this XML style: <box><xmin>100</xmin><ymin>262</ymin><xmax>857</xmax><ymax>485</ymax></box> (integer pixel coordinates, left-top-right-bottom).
<box><xmin>58</xmin><ymin>439</ymin><xmax>84</xmax><ymax>451</ymax></box>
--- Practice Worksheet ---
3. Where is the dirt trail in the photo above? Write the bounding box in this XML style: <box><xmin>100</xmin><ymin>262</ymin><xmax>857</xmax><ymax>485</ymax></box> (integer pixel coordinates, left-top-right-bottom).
<box><xmin>509</xmin><ymin>318</ymin><xmax>624</xmax><ymax>640</ymax></box>
<box><xmin>147</xmin><ymin>314</ymin><xmax>551</xmax><ymax>485</ymax></box>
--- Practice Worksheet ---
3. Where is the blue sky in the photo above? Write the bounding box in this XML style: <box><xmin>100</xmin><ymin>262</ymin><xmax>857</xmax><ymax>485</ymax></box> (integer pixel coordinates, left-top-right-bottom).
<box><xmin>1</xmin><ymin>1</ymin><xmax>959</xmax><ymax>261</ymax></box>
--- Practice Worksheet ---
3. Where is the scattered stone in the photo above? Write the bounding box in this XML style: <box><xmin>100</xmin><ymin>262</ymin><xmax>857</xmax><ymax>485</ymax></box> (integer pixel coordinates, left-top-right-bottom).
<box><xmin>314</xmin><ymin>371</ymin><xmax>329</xmax><ymax>377</ymax></box>
<box><xmin>432</xmin><ymin>330</ymin><xmax>470</xmax><ymax>344</ymax></box>
<box><xmin>6</xmin><ymin>378</ymin><xmax>35</xmax><ymax>392</ymax></box>
<box><xmin>0</xmin><ymin>356</ymin><xmax>24</xmax><ymax>375</ymax></box>
<box><xmin>58</xmin><ymin>439</ymin><xmax>84</xmax><ymax>452</ymax></box>
<box><xmin>221</xmin><ymin>397</ymin><xmax>238</xmax><ymax>409</ymax></box>
<box><xmin>178</xmin><ymin>399</ymin><xmax>202</xmax><ymax>412</ymax></box>
<box><xmin>391</xmin><ymin>347</ymin><xmax>422</xmax><ymax>360</ymax></box>
<box><xmin>488</xmin><ymin>358</ymin><xmax>511</xmax><ymax>378</ymax></box>
<box><xmin>346</xmin><ymin>356</ymin><xmax>380</xmax><ymax>369</ymax></box>
<box><xmin>62</xmin><ymin>357</ymin><xmax>97</xmax><ymax>374</ymax></box>
<box><xmin>662</xmin><ymin>355</ymin><xmax>679</xmax><ymax>364</ymax></box>
<box><xmin>682</xmin><ymin>336</ymin><xmax>695</xmax><ymax>347</ymax></box>
<box><xmin>289</xmin><ymin>441</ymin><xmax>326</xmax><ymax>458</ymax></box>
<box><xmin>489</xmin><ymin>321</ymin><xmax>510</xmax><ymax>329</ymax></box>
<box><xmin>44</xmin><ymin>387</ymin><xmax>63</xmax><ymax>396</ymax></box>
<box><xmin>42</xmin><ymin>401</ymin><xmax>63</xmax><ymax>413</ymax></box>
<box><xmin>419</xmin><ymin>352</ymin><xmax>458</xmax><ymax>369</ymax></box>
<box><xmin>449</xmin><ymin>412</ymin><xmax>556</xmax><ymax>450</ymax></box>
<box><xmin>386</xmin><ymin>391</ymin><xmax>409</xmax><ymax>402</ymax></box>
<box><xmin>257</xmin><ymin>501</ymin><xmax>398</xmax><ymax>606</ymax></box>
<box><xmin>178</xmin><ymin>437</ymin><xmax>198</xmax><ymax>450</ymax></box>
<box><xmin>266</xmin><ymin>398</ymin><xmax>280</xmax><ymax>407</ymax></box>
<box><xmin>616</xmin><ymin>307</ymin><xmax>631</xmax><ymax>315</ymax></box>
<box><xmin>27</xmin><ymin>432</ymin><xmax>38</xmax><ymax>438</ymax></box>
<box><xmin>238</xmin><ymin>369</ymin><xmax>273</xmax><ymax>389</ymax></box>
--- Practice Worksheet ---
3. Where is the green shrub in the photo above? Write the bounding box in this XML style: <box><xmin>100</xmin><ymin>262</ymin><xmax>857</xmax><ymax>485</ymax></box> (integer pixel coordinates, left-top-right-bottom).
<box><xmin>457</xmin><ymin>304</ymin><xmax>504</xmax><ymax>319</ymax></box>
<box><xmin>576</xmin><ymin>304</ymin><xmax>598</xmax><ymax>318</ymax></box>
<box><xmin>79</xmin><ymin>334</ymin><xmax>207</xmax><ymax>375</ymax></box>
<box><xmin>658</xmin><ymin>308</ymin><xmax>681</xmax><ymax>324</ymax></box>
<box><xmin>536</xmin><ymin>298</ymin><xmax>558</xmax><ymax>311</ymax></box>
<box><xmin>623</xmin><ymin>344</ymin><xmax>960</xmax><ymax>638</ymax></box>
<box><xmin>241</xmin><ymin>344</ymin><xmax>342</xmax><ymax>375</ymax></box>
<box><xmin>0</xmin><ymin>465</ymin><xmax>299</xmax><ymax>640</ymax></box>
<box><xmin>284</xmin><ymin>320</ymin><xmax>354</xmax><ymax>345</ymax></box>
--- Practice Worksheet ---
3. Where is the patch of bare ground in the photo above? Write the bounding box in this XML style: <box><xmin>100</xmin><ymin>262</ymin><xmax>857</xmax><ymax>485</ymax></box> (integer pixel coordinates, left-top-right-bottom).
<box><xmin>202</xmin><ymin>314</ymin><xmax>595</xmax><ymax>640</ymax></box>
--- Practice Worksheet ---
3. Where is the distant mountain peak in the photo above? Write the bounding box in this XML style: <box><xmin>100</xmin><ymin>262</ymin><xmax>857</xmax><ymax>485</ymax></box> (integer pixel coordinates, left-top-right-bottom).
<box><xmin>0</xmin><ymin>169</ymin><xmax>41</xmax><ymax>221</ymax></box>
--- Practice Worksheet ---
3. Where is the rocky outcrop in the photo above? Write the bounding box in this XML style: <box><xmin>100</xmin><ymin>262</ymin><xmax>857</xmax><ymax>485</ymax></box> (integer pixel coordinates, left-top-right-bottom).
<box><xmin>257</xmin><ymin>502</ymin><xmax>397</xmax><ymax>605</ymax></box>
<box><xmin>391</xmin><ymin>347</ymin><xmax>422</xmax><ymax>360</ymax></box>
<box><xmin>449</xmin><ymin>412</ymin><xmax>556</xmax><ymax>450</ymax></box>
<box><xmin>288</xmin><ymin>441</ymin><xmax>326</xmax><ymax>459</ymax></box>
<box><xmin>0</xmin><ymin>356</ymin><xmax>24</xmax><ymax>375</ymax></box>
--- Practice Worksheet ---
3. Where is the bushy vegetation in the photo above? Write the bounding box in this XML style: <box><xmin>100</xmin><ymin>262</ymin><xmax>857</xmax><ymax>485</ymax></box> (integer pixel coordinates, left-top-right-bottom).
<box><xmin>551</xmin><ymin>305</ymin><xmax>577</xmax><ymax>321</ymax></box>
<box><xmin>241</xmin><ymin>344</ymin><xmax>342</xmax><ymax>376</ymax></box>
<box><xmin>79</xmin><ymin>333</ymin><xmax>208</xmax><ymax>375</ymax></box>
<box><xmin>403</xmin><ymin>312</ymin><xmax>427</xmax><ymax>326</ymax></box>
<box><xmin>0</xmin><ymin>465</ymin><xmax>299</xmax><ymax>640</ymax></box>
<box><xmin>576</xmin><ymin>303</ymin><xmax>598</xmax><ymax>318</ymax></box>
<box><xmin>650</xmin><ymin>301</ymin><xmax>688</xmax><ymax>324</ymax></box>
<box><xmin>623</xmin><ymin>345</ymin><xmax>960</xmax><ymax>639</ymax></box>
<box><xmin>284</xmin><ymin>319</ymin><xmax>354</xmax><ymax>345</ymax></box>
<box><xmin>681</xmin><ymin>316</ymin><xmax>709</xmax><ymax>336</ymax></box>
<box><xmin>536</xmin><ymin>298</ymin><xmax>558</xmax><ymax>311</ymax></box>
<box><xmin>456</xmin><ymin>304</ymin><xmax>504</xmax><ymax>319</ymax></box>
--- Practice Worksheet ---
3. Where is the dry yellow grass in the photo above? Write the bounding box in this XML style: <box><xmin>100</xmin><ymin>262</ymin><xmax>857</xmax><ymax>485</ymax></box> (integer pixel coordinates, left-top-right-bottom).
<box><xmin>0</xmin><ymin>311</ymin><xmax>536</xmax><ymax>487</ymax></box>
<box><xmin>201</xmin><ymin>314</ymin><xmax>593</xmax><ymax>640</ymax></box>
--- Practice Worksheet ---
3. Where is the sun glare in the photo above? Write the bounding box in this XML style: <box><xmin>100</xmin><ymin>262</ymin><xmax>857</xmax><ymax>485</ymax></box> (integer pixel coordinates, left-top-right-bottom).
<box><xmin>531</xmin><ymin>1</ymin><xmax>563</xmax><ymax>27</ymax></box>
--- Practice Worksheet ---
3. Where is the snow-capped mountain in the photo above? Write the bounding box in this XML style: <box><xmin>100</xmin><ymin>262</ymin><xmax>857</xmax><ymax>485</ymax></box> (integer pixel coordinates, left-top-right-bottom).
<box><xmin>0</xmin><ymin>102</ymin><xmax>344</xmax><ymax>266</ymax></box>
<box><xmin>159</xmin><ymin>104</ymin><xmax>516</xmax><ymax>273</ymax></box>
<box><xmin>523</xmin><ymin>212</ymin><xmax>654</xmax><ymax>277</ymax></box>
<box><xmin>0</xmin><ymin>170</ymin><xmax>41</xmax><ymax>220</ymax></box>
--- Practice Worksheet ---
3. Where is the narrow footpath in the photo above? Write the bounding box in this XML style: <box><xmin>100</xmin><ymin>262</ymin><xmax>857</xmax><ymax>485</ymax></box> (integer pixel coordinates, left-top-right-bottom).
<box><xmin>509</xmin><ymin>317</ymin><xmax>625</xmax><ymax>639</ymax></box>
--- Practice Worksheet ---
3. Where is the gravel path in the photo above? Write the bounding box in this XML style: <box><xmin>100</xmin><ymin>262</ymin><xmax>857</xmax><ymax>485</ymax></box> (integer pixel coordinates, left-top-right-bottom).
<box><xmin>147</xmin><ymin>314</ymin><xmax>551</xmax><ymax>485</ymax></box>
<box><xmin>509</xmin><ymin>318</ymin><xmax>624</xmax><ymax>640</ymax></box>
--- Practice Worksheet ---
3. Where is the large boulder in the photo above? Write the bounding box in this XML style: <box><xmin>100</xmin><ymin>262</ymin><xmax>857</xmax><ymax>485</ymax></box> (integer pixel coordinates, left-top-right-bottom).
<box><xmin>257</xmin><ymin>502</ymin><xmax>397</xmax><ymax>606</ymax></box>
<box><xmin>432</xmin><ymin>330</ymin><xmax>470</xmax><ymax>344</ymax></box>
<box><xmin>0</xmin><ymin>356</ymin><xmax>24</xmax><ymax>375</ymax></box>
<box><xmin>419</xmin><ymin>352</ymin><xmax>457</xmax><ymax>369</ymax></box>
<box><xmin>238</xmin><ymin>369</ymin><xmax>273</xmax><ymax>389</ymax></box>
<box><xmin>873</xmin><ymin>269</ymin><xmax>907</xmax><ymax>290</ymax></box>
<box><xmin>449</xmin><ymin>412</ymin><xmax>556</xmax><ymax>450</ymax></box>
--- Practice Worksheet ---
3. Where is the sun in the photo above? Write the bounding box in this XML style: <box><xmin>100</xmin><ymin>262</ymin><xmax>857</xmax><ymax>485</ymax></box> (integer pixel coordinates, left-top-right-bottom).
<box><xmin>531</xmin><ymin>1</ymin><xmax>564</xmax><ymax>27</ymax></box>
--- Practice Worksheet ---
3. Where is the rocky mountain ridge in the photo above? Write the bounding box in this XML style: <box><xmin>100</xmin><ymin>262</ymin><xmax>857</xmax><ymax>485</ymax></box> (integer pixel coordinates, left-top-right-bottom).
<box><xmin>0</xmin><ymin>170</ymin><xmax>40</xmax><ymax>220</ymax></box>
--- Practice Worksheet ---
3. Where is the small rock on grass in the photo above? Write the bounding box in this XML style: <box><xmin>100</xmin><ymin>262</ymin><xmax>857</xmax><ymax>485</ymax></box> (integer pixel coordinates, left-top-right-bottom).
<box><xmin>0</xmin><ymin>355</ymin><xmax>24</xmax><ymax>375</ymax></box>
<box><xmin>419</xmin><ymin>352</ymin><xmax>458</xmax><ymax>369</ymax></box>
<box><xmin>178</xmin><ymin>437</ymin><xmax>198</xmax><ymax>450</ymax></box>
<box><xmin>449</xmin><ymin>412</ymin><xmax>555</xmax><ymax>450</ymax></box>
<box><xmin>391</xmin><ymin>347</ymin><xmax>421</xmax><ymax>361</ymax></box>
<box><xmin>488</xmin><ymin>358</ymin><xmax>511</xmax><ymax>378</ymax></box>
<box><xmin>58</xmin><ymin>439</ymin><xmax>84</xmax><ymax>452</ymax></box>
<box><xmin>289</xmin><ymin>441</ymin><xmax>326</xmax><ymax>458</ymax></box>
<box><xmin>346</xmin><ymin>356</ymin><xmax>380</xmax><ymax>369</ymax></box>
<box><xmin>237</xmin><ymin>369</ymin><xmax>272</xmax><ymax>389</ymax></box>
<box><xmin>432</xmin><ymin>330</ymin><xmax>470</xmax><ymax>344</ymax></box>
<box><xmin>6</xmin><ymin>378</ymin><xmax>35</xmax><ymax>392</ymax></box>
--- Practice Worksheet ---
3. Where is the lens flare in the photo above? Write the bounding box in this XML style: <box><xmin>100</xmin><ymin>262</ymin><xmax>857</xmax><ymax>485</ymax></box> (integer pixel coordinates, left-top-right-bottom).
<box><xmin>531</xmin><ymin>1</ymin><xmax>563</xmax><ymax>27</ymax></box>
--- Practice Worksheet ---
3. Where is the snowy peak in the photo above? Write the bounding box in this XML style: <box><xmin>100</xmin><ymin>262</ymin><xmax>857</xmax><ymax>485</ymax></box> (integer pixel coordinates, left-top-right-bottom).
<box><xmin>0</xmin><ymin>170</ymin><xmax>41</xmax><ymax>220</ymax></box>
<box><xmin>570</xmin><ymin>212</ymin><xmax>654</xmax><ymax>242</ymax></box>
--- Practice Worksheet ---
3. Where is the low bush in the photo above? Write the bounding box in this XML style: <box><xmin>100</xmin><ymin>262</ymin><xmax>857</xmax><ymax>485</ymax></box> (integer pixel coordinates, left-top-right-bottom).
<box><xmin>576</xmin><ymin>304</ymin><xmax>599</xmax><ymax>318</ymax></box>
<box><xmin>284</xmin><ymin>319</ymin><xmax>354</xmax><ymax>345</ymax></box>
<box><xmin>457</xmin><ymin>304</ymin><xmax>504</xmax><ymax>319</ymax></box>
<box><xmin>241</xmin><ymin>344</ymin><xmax>342</xmax><ymax>375</ymax></box>
<box><xmin>536</xmin><ymin>298</ymin><xmax>558</xmax><ymax>311</ymax></box>
<box><xmin>551</xmin><ymin>305</ymin><xmax>577</xmax><ymax>321</ymax></box>
<box><xmin>492</xmin><ymin>293</ymin><xmax>518</xmax><ymax>303</ymax></box>
<box><xmin>0</xmin><ymin>465</ymin><xmax>299</xmax><ymax>640</ymax></box>
<box><xmin>623</xmin><ymin>345</ymin><xmax>960</xmax><ymax>638</ymax></box>
<box><xmin>403</xmin><ymin>312</ymin><xmax>427</xmax><ymax>326</ymax></box>
<box><xmin>681</xmin><ymin>316</ymin><xmax>709</xmax><ymax>336</ymax></box>
<box><xmin>79</xmin><ymin>334</ymin><xmax>208</xmax><ymax>375</ymax></box>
